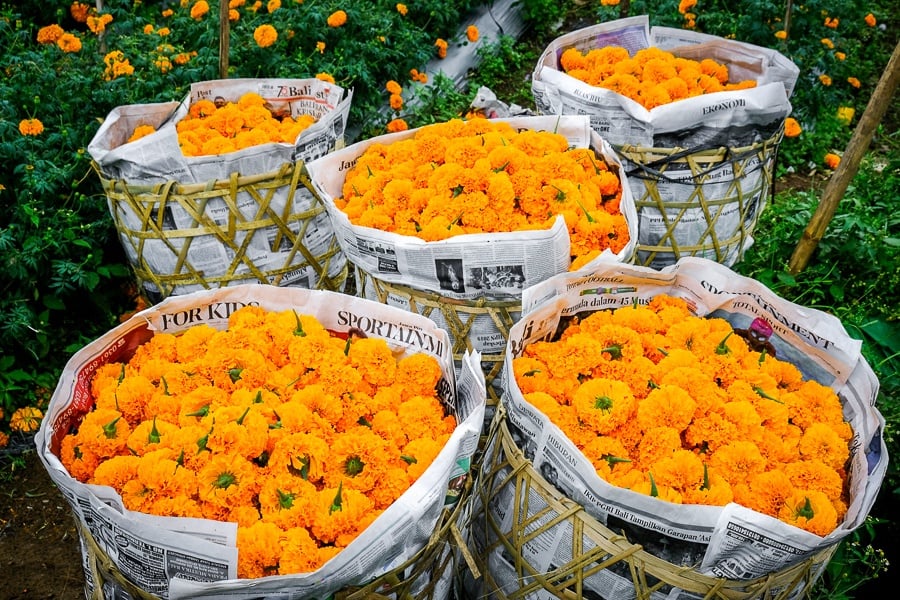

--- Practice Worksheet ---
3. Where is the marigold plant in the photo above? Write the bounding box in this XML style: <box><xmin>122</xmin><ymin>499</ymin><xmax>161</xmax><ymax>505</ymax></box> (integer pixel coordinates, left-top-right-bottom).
<box><xmin>10</xmin><ymin>406</ymin><xmax>44</xmax><ymax>433</ymax></box>
<box><xmin>59</xmin><ymin>306</ymin><xmax>455</xmax><ymax>577</ymax></box>
<box><xmin>513</xmin><ymin>295</ymin><xmax>852</xmax><ymax>537</ymax></box>
<box><xmin>335</xmin><ymin>118</ymin><xmax>629</xmax><ymax>266</ymax></box>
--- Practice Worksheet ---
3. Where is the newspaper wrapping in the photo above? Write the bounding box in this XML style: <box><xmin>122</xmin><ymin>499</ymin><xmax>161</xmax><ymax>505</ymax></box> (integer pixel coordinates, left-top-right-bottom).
<box><xmin>305</xmin><ymin>115</ymin><xmax>638</xmax><ymax>396</ymax></box>
<box><xmin>531</xmin><ymin>16</ymin><xmax>800</xmax><ymax>269</ymax></box>
<box><xmin>465</xmin><ymin>257</ymin><xmax>887</xmax><ymax>599</ymax></box>
<box><xmin>88</xmin><ymin>79</ymin><xmax>354</xmax><ymax>300</ymax></box>
<box><xmin>36</xmin><ymin>284</ymin><xmax>487</xmax><ymax>600</ymax></box>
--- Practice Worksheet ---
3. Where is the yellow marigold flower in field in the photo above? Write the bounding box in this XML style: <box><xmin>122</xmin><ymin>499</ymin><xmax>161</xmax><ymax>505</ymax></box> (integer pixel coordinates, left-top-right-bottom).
<box><xmin>155</xmin><ymin>56</ymin><xmax>172</xmax><ymax>72</ymax></box>
<box><xmin>87</xmin><ymin>13</ymin><xmax>113</xmax><ymax>34</ymax></box>
<box><xmin>434</xmin><ymin>37</ymin><xmax>448</xmax><ymax>59</ymax></box>
<box><xmin>865</xmin><ymin>13</ymin><xmax>877</xmax><ymax>27</ymax></box>
<box><xmin>57</xmin><ymin>32</ymin><xmax>82</xmax><ymax>52</ymax></box>
<box><xmin>836</xmin><ymin>106</ymin><xmax>855</xmax><ymax>125</ymax></box>
<box><xmin>162</xmin><ymin>8</ymin><xmax>174</xmax><ymax>17</ymax></box>
<box><xmin>774</xmin><ymin>30</ymin><xmax>787</xmax><ymax>40</ymax></box>
<box><xmin>783</xmin><ymin>117</ymin><xmax>802</xmax><ymax>138</ymax></box>
<box><xmin>847</xmin><ymin>77</ymin><xmax>860</xmax><ymax>89</ymax></box>
<box><xmin>824</xmin><ymin>153</ymin><xmax>840</xmax><ymax>169</ymax></box>
<box><xmin>158</xmin><ymin>27</ymin><xmax>170</xmax><ymax>36</ymax></box>
<box><xmin>316</xmin><ymin>72</ymin><xmax>335</xmax><ymax>83</ymax></box>
<box><xmin>253</xmin><ymin>24</ymin><xmax>278</xmax><ymax>47</ymax></box>
<box><xmin>267</xmin><ymin>0</ymin><xmax>281</xmax><ymax>11</ymax></box>
<box><xmin>818</xmin><ymin>74</ymin><xmax>832</xmax><ymax>86</ymax></box>
<box><xmin>10</xmin><ymin>406</ymin><xmax>43</xmax><ymax>432</ymax></box>
<box><xmin>396</xmin><ymin>3</ymin><xmax>407</xmax><ymax>15</ymax></box>
<box><xmin>70</xmin><ymin>2</ymin><xmax>90</xmax><ymax>23</ymax></box>
<box><xmin>19</xmin><ymin>118</ymin><xmax>44</xmax><ymax>136</ymax></box>
<box><xmin>820</xmin><ymin>38</ymin><xmax>833</xmax><ymax>49</ymax></box>
<box><xmin>191</xmin><ymin>0</ymin><xmax>210</xmax><ymax>19</ymax></box>
<box><xmin>143</xmin><ymin>24</ymin><xmax>154</xmax><ymax>34</ymax></box>
<box><xmin>316</xmin><ymin>41</ymin><xmax>325</xmax><ymax>53</ymax></box>
<box><xmin>327</xmin><ymin>9</ymin><xmax>347</xmax><ymax>27</ymax></box>
<box><xmin>466</xmin><ymin>25</ymin><xmax>479</xmax><ymax>43</ymax></box>
<box><xmin>37</xmin><ymin>24</ymin><xmax>64</xmax><ymax>44</ymax></box>
<box><xmin>824</xmin><ymin>17</ymin><xmax>838</xmax><ymax>29</ymax></box>
<box><xmin>835</xmin><ymin>52</ymin><xmax>846</xmax><ymax>61</ymax></box>
<box><xmin>174</xmin><ymin>52</ymin><xmax>194</xmax><ymax>65</ymax></box>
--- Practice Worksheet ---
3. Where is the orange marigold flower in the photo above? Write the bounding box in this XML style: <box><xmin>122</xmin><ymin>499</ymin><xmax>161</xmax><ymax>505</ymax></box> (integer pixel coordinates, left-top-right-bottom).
<box><xmin>37</xmin><ymin>24</ymin><xmax>65</xmax><ymax>44</ymax></box>
<box><xmin>824</xmin><ymin>153</ymin><xmax>841</xmax><ymax>169</ymax></box>
<box><xmin>237</xmin><ymin>521</ymin><xmax>284</xmax><ymax>578</ymax></box>
<box><xmin>784</xmin><ymin>117</ymin><xmax>802</xmax><ymax>138</ymax></box>
<box><xmin>389</xmin><ymin>93</ymin><xmax>403</xmax><ymax>111</ymax></box>
<box><xmin>778</xmin><ymin>490</ymin><xmax>838</xmax><ymax>536</ymax></box>
<box><xmin>229</xmin><ymin>8</ymin><xmax>240</xmax><ymax>21</ymax></box>
<box><xmin>267</xmin><ymin>0</ymin><xmax>281</xmax><ymax>11</ymax></box>
<box><xmin>70</xmin><ymin>2</ymin><xmax>90</xmax><ymax>23</ymax></box>
<box><xmin>824</xmin><ymin>17</ymin><xmax>839</xmax><ymax>29</ymax></box>
<box><xmin>434</xmin><ymin>38</ymin><xmax>448</xmax><ymax>59</ymax></box>
<box><xmin>774</xmin><ymin>30</ymin><xmax>787</xmax><ymax>40</ymax></box>
<box><xmin>316</xmin><ymin>72</ymin><xmax>335</xmax><ymax>83</ymax></box>
<box><xmin>572</xmin><ymin>378</ymin><xmax>636</xmax><ymax>435</ymax></box>
<box><xmin>678</xmin><ymin>0</ymin><xmax>697</xmax><ymax>14</ymax></box>
<box><xmin>87</xmin><ymin>13</ymin><xmax>113</xmax><ymax>34</ymax></box>
<box><xmin>835</xmin><ymin>52</ymin><xmax>846</xmax><ymax>61</ymax></box>
<box><xmin>10</xmin><ymin>406</ymin><xmax>43</xmax><ymax>432</ymax></box>
<box><xmin>327</xmin><ymin>9</ymin><xmax>347</xmax><ymax>27</ymax></box>
<box><xmin>316</xmin><ymin>41</ymin><xmax>325</xmax><ymax>53</ymax></box>
<box><xmin>601</xmin><ymin>0</ymin><xmax>620</xmax><ymax>5</ymax></box>
<box><xmin>820</xmin><ymin>38</ymin><xmax>834</xmax><ymax>49</ymax></box>
<box><xmin>57</xmin><ymin>32</ymin><xmax>82</xmax><ymax>53</ymax></box>
<box><xmin>158</xmin><ymin>27</ymin><xmax>170</xmax><ymax>36</ymax></box>
<box><xmin>162</xmin><ymin>8</ymin><xmax>174</xmax><ymax>17</ymax></box>
<box><xmin>143</xmin><ymin>24</ymin><xmax>154</xmax><ymax>34</ymax></box>
<box><xmin>846</xmin><ymin>77</ymin><xmax>861</xmax><ymax>89</ymax></box>
<box><xmin>190</xmin><ymin>0</ymin><xmax>210</xmax><ymax>19</ymax></box>
<box><xmin>865</xmin><ymin>13</ymin><xmax>877</xmax><ymax>27</ymax></box>
<box><xmin>396</xmin><ymin>3</ymin><xmax>408</xmax><ymax>15</ymax></box>
<box><xmin>466</xmin><ymin>25</ymin><xmax>479</xmax><ymax>43</ymax></box>
<box><xmin>18</xmin><ymin>118</ymin><xmax>44</xmax><ymax>137</ymax></box>
<box><xmin>818</xmin><ymin>74</ymin><xmax>832</xmax><ymax>86</ymax></box>
<box><xmin>385</xmin><ymin>79</ymin><xmax>402</xmax><ymax>95</ymax></box>
<box><xmin>253</xmin><ymin>24</ymin><xmax>278</xmax><ymax>47</ymax></box>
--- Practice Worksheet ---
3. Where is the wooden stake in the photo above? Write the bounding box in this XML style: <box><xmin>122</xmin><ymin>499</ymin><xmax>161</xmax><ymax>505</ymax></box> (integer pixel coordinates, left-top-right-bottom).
<box><xmin>219</xmin><ymin>1</ymin><xmax>230</xmax><ymax>79</ymax></box>
<box><xmin>788</xmin><ymin>39</ymin><xmax>900</xmax><ymax>274</ymax></box>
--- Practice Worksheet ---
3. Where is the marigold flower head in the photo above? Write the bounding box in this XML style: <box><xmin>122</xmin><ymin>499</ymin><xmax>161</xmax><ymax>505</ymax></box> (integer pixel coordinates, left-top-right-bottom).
<box><xmin>824</xmin><ymin>153</ymin><xmax>840</xmax><ymax>169</ymax></box>
<box><xmin>190</xmin><ymin>0</ymin><xmax>210</xmax><ymax>19</ymax></box>
<box><xmin>10</xmin><ymin>406</ymin><xmax>43</xmax><ymax>432</ymax></box>
<box><xmin>836</xmin><ymin>106</ymin><xmax>855</xmax><ymax>125</ymax></box>
<box><xmin>466</xmin><ymin>25</ymin><xmax>479</xmax><ymax>43</ymax></box>
<box><xmin>818</xmin><ymin>74</ymin><xmax>832</xmax><ymax>86</ymax></box>
<box><xmin>783</xmin><ymin>117</ymin><xmax>802</xmax><ymax>138</ymax></box>
<box><xmin>846</xmin><ymin>77</ymin><xmax>860</xmax><ymax>89</ymax></box>
<box><xmin>162</xmin><ymin>8</ymin><xmax>174</xmax><ymax>17</ymax></box>
<box><xmin>678</xmin><ymin>0</ymin><xmax>697</xmax><ymax>15</ymax></box>
<box><xmin>396</xmin><ymin>3</ymin><xmax>407</xmax><ymax>15</ymax></box>
<box><xmin>70</xmin><ymin>2</ymin><xmax>90</xmax><ymax>22</ymax></box>
<box><xmin>267</xmin><ymin>0</ymin><xmax>281</xmax><ymax>11</ymax></box>
<box><xmin>865</xmin><ymin>13</ymin><xmax>877</xmax><ymax>27</ymax></box>
<box><xmin>385</xmin><ymin>80</ymin><xmax>402</xmax><ymax>95</ymax></box>
<box><xmin>87</xmin><ymin>13</ymin><xmax>113</xmax><ymax>34</ymax></box>
<box><xmin>316</xmin><ymin>41</ymin><xmax>325</xmax><ymax>53</ymax></box>
<box><xmin>389</xmin><ymin>93</ymin><xmax>403</xmax><ymax>111</ymax></box>
<box><xmin>57</xmin><ymin>32</ymin><xmax>82</xmax><ymax>53</ymax></box>
<box><xmin>820</xmin><ymin>38</ymin><xmax>834</xmax><ymax>50</ymax></box>
<box><xmin>835</xmin><ymin>52</ymin><xmax>846</xmax><ymax>61</ymax></box>
<box><xmin>824</xmin><ymin>17</ymin><xmax>839</xmax><ymax>29</ymax></box>
<box><xmin>316</xmin><ymin>72</ymin><xmax>335</xmax><ymax>84</ymax></box>
<box><xmin>19</xmin><ymin>118</ymin><xmax>44</xmax><ymax>137</ymax></box>
<box><xmin>327</xmin><ymin>9</ymin><xmax>347</xmax><ymax>27</ymax></box>
<box><xmin>434</xmin><ymin>38</ymin><xmax>448</xmax><ymax>59</ymax></box>
<box><xmin>253</xmin><ymin>24</ymin><xmax>278</xmax><ymax>47</ymax></box>
<box><xmin>37</xmin><ymin>24</ymin><xmax>65</xmax><ymax>44</ymax></box>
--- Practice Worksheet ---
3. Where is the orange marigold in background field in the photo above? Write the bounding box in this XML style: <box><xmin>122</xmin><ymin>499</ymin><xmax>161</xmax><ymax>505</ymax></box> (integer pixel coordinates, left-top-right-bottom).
<box><xmin>190</xmin><ymin>0</ymin><xmax>210</xmax><ymax>19</ymax></box>
<box><xmin>824</xmin><ymin>153</ymin><xmax>841</xmax><ymax>169</ymax></box>
<box><xmin>36</xmin><ymin>24</ymin><xmax>64</xmax><ymax>44</ymax></box>
<box><xmin>19</xmin><ymin>118</ymin><xmax>44</xmax><ymax>136</ymax></box>
<box><xmin>327</xmin><ymin>9</ymin><xmax>347</xmax><ymax>27</ymax></box>
<box><xmin>386</xmin><ymin>118</ymin><xmax>408</xmax><ymax>133</ymax></box>
<box><xmin>70</xmin><ymin>1</ymin><xmax>90</xmax><ymax>22</ymax></box>
<box><xmin>865</xmin><ymin>13</ymin><xmax>877</xmax><ymax>27</ymax></box>
<box><xmin>335</xmin><ymin>119</ymin><xmax>629</xmax><ymax>266</ymax></box>
<box><xmin>559</xmin><ymin>45</ymin><xmax>757</xmax><ymax>110</ymax></box>
<box><xmin>783</xmin><ymin>117</ymin><xmax>802</xmax><ymax>138</ymax></box>
<box><xmin>466</xmin><ymin>25</ymin><xmax>479</xmax><ymax>43</ymax></box>
<box><xmin>253</xmin><ymin>24</ymin><xmax>278</xmax><ymax>47</ymax></box>
<box><xmin>10</xmin><ymin>407</ymin><xmax>44</xmax><ymax>433</ymax></box>
<box><xmin>57</xmin><ymin>32</ymin><xmax>82</xmax><ymax>52</ymax></box>
<box><xmin>162</xmin><ymin>92</ymin><xmax>316</xmax><ymax>156</ymax></box>
<box><xmin>513</xmin><ymin>296</ymin><xmax>852</xmax><ymax>536</ymax></box>
<box><xmin>58</xmin><ymin>307</ymin><xmax>454</xmax><ymax>577</ymax></box>
<box><xmin>434</xmin><ymin>38</ymin><xmax>448</xmax><ymax>58</ymax></box>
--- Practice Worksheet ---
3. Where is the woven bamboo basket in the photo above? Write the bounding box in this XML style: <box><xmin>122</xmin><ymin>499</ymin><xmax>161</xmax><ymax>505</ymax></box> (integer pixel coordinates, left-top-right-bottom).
<box><xmin>617</xmin><ymin>128</ymin><xmax>783</xmax><ymax>270</ymax></box>
<box><xmin>355</xmin><ymin>266</ymin><xmax>520</xmax><ymax>406</ymax></box>
<box><xmin>462</xmin><ymin>413</ymin><xmax>837</xmax><ymax>600</ymax></box>
<box><xmin>73</xmin><ymin>477</ymin><xmax>478</xmax><ymax>600</ymax></box>
<box><xmin>97</xmin><ymin>161</ymin><xmax>348</xmax><ymax>302</ymax></box>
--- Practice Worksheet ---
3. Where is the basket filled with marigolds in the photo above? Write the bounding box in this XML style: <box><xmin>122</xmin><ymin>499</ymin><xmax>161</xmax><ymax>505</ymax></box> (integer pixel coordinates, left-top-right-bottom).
<box><xmin>532</xmin><ymin>15</ymin><xmax>801</xmax><ymax>269</ymax></box>
<box><xmin>36</xmin><ymin>284</ymin><xmax>487</xmax><ymax>599</ymax></box>
<box><xmin>88</xmin><ymin>78</ymin><xmax>354</xmax><ymax>303</ymax></box>
<box><xmin>459</xmin><ymin>257</ymin><xmax>887</xmax><ymax>600</ymax></box>
<box><xmin>305</xmin><ymin>114</ymin><xmax>638</xmax><ymax>407</ymax></box>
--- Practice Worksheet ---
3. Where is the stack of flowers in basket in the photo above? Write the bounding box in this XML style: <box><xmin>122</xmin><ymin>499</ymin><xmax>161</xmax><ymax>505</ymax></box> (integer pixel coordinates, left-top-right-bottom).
<box><xmin>334</xmin><ymin>117</ymin><xmax>629</xmax><ymax>270</ymax></box>
<box><xmin>513</xmin><ymin>294</ymin><xmax>850</xmax><ymax>536</ymax></box>
<box><xmin>558</xmin><ymin>45</ymin><xmax>758</xmax><ymax>110</ymax></box>
<box><xmin>58</xmin><ymin>305</ymin><xmax>455</xmax><ymax>578</ymax></box>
